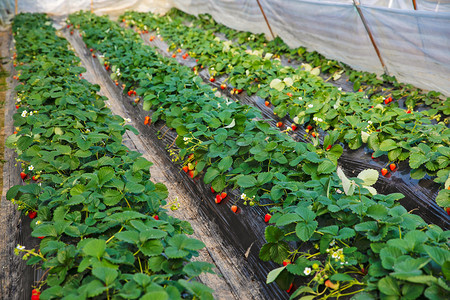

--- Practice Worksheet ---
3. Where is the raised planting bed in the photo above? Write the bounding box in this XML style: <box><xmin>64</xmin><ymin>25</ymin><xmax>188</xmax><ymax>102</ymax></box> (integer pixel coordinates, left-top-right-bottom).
<box><xmin>120</xmin><ymin>11</ymin><xmax>450</xmax><ymax>218</ymax></box>
<box><xmin>67</xmin><ymin>11</ymin><xmax>450</xmax><ymax>300</ymax></box>
<box><xmin>6</xmin><ymin>13</ymin><xmax>215</xmax><ymax>300</ymax></box>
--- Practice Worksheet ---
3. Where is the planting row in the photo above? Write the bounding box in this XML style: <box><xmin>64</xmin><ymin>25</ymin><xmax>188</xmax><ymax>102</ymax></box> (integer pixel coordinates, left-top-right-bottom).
<box><xmin>8</xmin><ymin>13</ymin><xmax>214</xmax><ymax>300</ymax></box>
<box><xmin>121</xmin><ymin>11</ymin><xmax>450</xmax><ymax>207</ymax></box>
<box><xmin>69</xmin><ymin>11</ymin><xmax>450</xmax><ymax>299</ymax></box>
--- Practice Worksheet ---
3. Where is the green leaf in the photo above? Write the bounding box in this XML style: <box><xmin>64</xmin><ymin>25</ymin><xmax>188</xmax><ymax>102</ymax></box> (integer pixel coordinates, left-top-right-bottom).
<box><xmin>98</xmin><ymin>167</ymin><xmax>114</xmax><ymax>186</ymax></box>
<box><xmin>409</xmin><ymin>153</ymin><xmax>428</xmax><ymax>169</ymax></box>
<box><xmin>266</xmin><ymin>266</ymin><xmax>286</xmax><ymax>284</ymax></box>
<box><xmin>218</xmin><ymin>156</ymin><xmax>233</xmax><ymax>172</ymax></box>
<box><xmin>183</xmin><ymin>262</ymin><xmax>215</xmax><ymax>277</ymax></box>
<box><xmin>295</xmin><ymin>221</ymin><xmax>318</xmax><ymax>242</ymax></box>
<box><xmin>92</xmin><ymin>266</ymin><xmax>118</xmax><ymax>285</ymax></box>
<box><xmin>424</xmin><ymin>245</ymin><xmax>450</xmax><ymax>266</ymax></box>
<box><xmin>366</xmin><ymin>204</ymin><xmax>389</xmax><ymax>220</ymax></box>
<box><xmin>236</xmin><ymin>175</ymin><xmax>257</xmax><ymax>188</ymax></box>
<box><xmin>257</xmin><ymin>172</ymin><xmax>273</xmax><ymax>185</ymax></box>
<box><xmin>204</xmin><ymin>167</ymin><xmax>220</xmax><ymax>184</ymax></box>
<box><xmin>139</xmin><ymin>240</ymin><xmax>164</xmax><ymax>256</ymax></box>
<box><xmin>276</xmin><ymin>213</ymin><xmax>301</xmax><ymax>226</ymax></box>
<box><xmin>132</xmin><ymin>158</ymin><xmax>152</xmax><ymax>172</ymax></box>
<box><xmin>115</xmin><ymin>231</ymin><xmax>139</xmax><ymax>244</ymax></box>
<box><xmin>82</xmin><ymin>239</ymin><xmax>106</xmax><ymax>259</ymax></box>
<box><xmin>32</xmin><ymin>225</ymin><xmax>57</xmax><ymax>238</ymax></box>
<box><xmin>436</xmin><ymin>190</ymin><xmax>450</xmax><ymax>207</ymax></box>
<box><xmin>265</xmin><ymin>226</ymin><xmax>285</xmax><ymax>243</ymax></box>
<box><xmin>140</xmin><ymin>229</ymin><xmax>167</xmax><ymax>241</ymax></box>
<box><xmin>378</xmin><ymin>276</ymin><xmax>401</xmax><ymax>296</ymax></box>
<box><xmin>330</xmin><ymin>273</ymin><xmax>354</xmax><ymax>282</ymax></box>
<box><xmin>102</xmin><ymin>189</ymin><xmax>123</xmax><ymax>206</ymax></box>
<box><xmin>317</xmin><ymin>160</ymin><xmax>336</xmax><ymax>174</ymax></box>
<box><xmin>168</xmin><ymin>234</ymin><xmax>205</xmax><ymax>251</ymax></box>
<box><xmin>379</xmin><ymin>139</ymin><xmax>398</xmax><ymax>151</ymax></box>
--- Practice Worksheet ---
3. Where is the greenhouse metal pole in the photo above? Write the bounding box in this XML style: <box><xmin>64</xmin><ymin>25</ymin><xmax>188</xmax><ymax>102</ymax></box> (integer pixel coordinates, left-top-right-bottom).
<box><xmin>15</xmin><ymin>0</ymin><xmax>18</xmax><ymax>15</ymax></box>
<box><xmin>255</xmin><ymin>0</ymin><xmax>275</xmax><ymax>40</ymax></box>
<box><xmin>353</xmin><ymin>0</ymin><xmax>389</xmax><ymax>75</ymax></box>
<box><xmin>412</xmin><ymin>0</ymin><xmax>418</xmax><ymax>10</ymax></box>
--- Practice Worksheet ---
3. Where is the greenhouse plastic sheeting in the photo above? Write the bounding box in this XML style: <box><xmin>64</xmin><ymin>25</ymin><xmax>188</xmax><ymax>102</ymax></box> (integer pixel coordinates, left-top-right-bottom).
<box><xmin>15</xmin><ymin>0</ymin><xmax>171</xmax><ymax>16</ymax></box>
<box><xmin>170</xmin><ymin>0</ymin><xmax>450</xmax><ymax>96</ymax></box>
<box><xmin>5</xmin><ymin>0</ymin><xmax>450</xmax><ymax>96</ymax></box>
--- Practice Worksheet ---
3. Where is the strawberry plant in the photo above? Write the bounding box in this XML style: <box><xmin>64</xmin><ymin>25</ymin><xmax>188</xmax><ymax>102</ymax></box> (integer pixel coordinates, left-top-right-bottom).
<box><xmin>67</xmin><ymin>11</ymin><xmax>450</xmax><ymax>299</ymax></box>
<box><xmin>121</xmin><ymin>11</ymin><xmax>450</xmax><ymax>206</ymax></box>
<box><xmin>8</xmin><ymin>13</ymin><xmax>214</xmax><ymax>299</ymax></box>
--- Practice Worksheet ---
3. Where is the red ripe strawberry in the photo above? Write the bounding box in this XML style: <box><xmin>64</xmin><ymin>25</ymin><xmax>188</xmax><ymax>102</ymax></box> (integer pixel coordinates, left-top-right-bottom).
<box><xmin>67</xmin><ymin>24</ymin><xmax>71</xmax><ymax>28</ymax></box>
<box><xmin>188</xmin><ymin>153</ymin><xmax>194</xmax><ymax>160</ymax></box>
<box><xmin>406</xmin><ymin>109</ymin><xmax>411</xmax><ymax>114</ymax></box>
<box><xmin>276</xmin><ymin>122</ymin><xmax>283</xmax><ymax>128</ymax></box>
<box><xmin>287</xmin><ymin>92</ymin><xmax>293</xmax><ymax>97</ymax></box>
<box><xmin>13</xmin><ymin>131</ymin><xmax>17</xmax><ymax>134</ymax></box>
<box><xmin>89</xmin><ymin>48</ymin><xmax>93</xmax><ymax>52</ymax></box>
<box><xmin>20</xmin><ymin>172</ymin><xmax>27</xmax><ymax>180</ymax></box>
<box><xmin>92</xmin><ymin>54</ymin><xmax>96</xmax><ymax>58</ymax></box>
<box><xmin>446</xmin><ymin>207</ymin><xmax>450</xmax><ymax>215</ymax></box>
<box><xmin>115</xmin><ymin>81</ymin><xmax>119</xmax><ymax>86</ymax></box>
<box><xmin>38</xmin><ymin>236</ymin><xmax>44</xmax><ymax>239</ymax></box>
<box><xmin>311</xmin><ymin>132</ymin><xmax>317</xmax><ymax>138</ymax></box>
<box><xmin>389</xmin><ymin>163</ymin><xmax>396</xmax><ymax>171</ymax></box>
<box><xmin>28</xmin><ymin>211</ymin><xmax>37</xmax><ymax>219</ymax></box>
<box><xmin>221</xmin><ymin>192</ymin><xmax>227</xmax><ymax>199</ymax></box>
<box><xmin>381</xmin><ymin>168</ymin><xmax>388</xmax><ymax>176</ymax></box>
<box><xmin>133</xmin><ymin>91</ymin><xmax>137</xmax><ymax>96</ymax></box>
<box><xmin>358</xmin><ymin>88</ymin><xmax>363</xmax><ymax>92</ymax></box>
<box><xmin>16</xmin><ymin>105</ymin><xmax>19</xmax><ymax>109</ymax></box>
<box><xmin>182</xmin><ymin>54</ymin><xmax>188</xmax><ymax>59</ymax></box>
<box><xmin>182</xmin><ymin>166</ymin><xmax>188</xmax><ymax>172</ymax></box>
<box><xmin>283</xmin><ymin>260</ymin><xmax>291</xmax><ymax>266</ymax></box>
<box><xmin>196</xmin><ymin>59</ymin><xmax>199</xmax><ymax>63</ymax></box>
<box><xmin>70</xmin><ymin>31</ymin><xmax>74</xmax><ymax>35</ymax></box>
<box><xmin>153</xmin><ymin>215</ymin><xmax>159</xmax><ymax>220</ymax></box>
<box><xmin>127</xmin><ymin>90</ymin><xmax>132</xmax><ymax>96</ymax></box>
<box><xmin>149</xmin><ymin>36</ymin><xmax>155</xmax><ymax>41</ymax></box>
<box><xmin>31</xmin><ymin>289</ymin><xmax>40</xmax><ymax>300</ymax></box>
<box><xmin>231</xmin><ymin>205</ymin><xmax>238</xmax><ymax>213</ymax></box>
<box><xmin>264</xmin><ymin>214</ymin><xmax>271</xmax><ymax>223</ymax></box>
<box><xmin>172</xmin><ymin>53</ymin><xmax>176</xmax><ymax>58</ymax></box>
<box><xmin>215</xmin><ymin>195</ymin><xmax>222</xmax><ymax>204</ymax></box>
<box><xmin>209</xmin><ymin>77</ymin><xmax>215</xmax><ymax>82</ymax></box>
<box><xmin>265</xmin><ymin>101</ymin><xmax>270</xmax><ymax>107</ymax></box>
<box><xmin>144</xmin><ymin>116</ymin><xmax>150</xmax><ymax>125</ymax></box>
<box><xmin>237</xmin><ymin>89</ymin><xmax>243</xmax><ymax>94</ymax></box>
<box><xmin>189</xmin><ymin>170</ymin><xmax>195</xmax><ymax>178</ymax></box>
<box><xmin>307</xmin><ymin>125</ymin><xmax>313</xmax><ymax>130</ymax></box>
<box><xmin>32</xmin><ymin>176</ymin><xmax>37</xmax><ymax>181</ymax></box>
<box><xmin>220</xmin><ymin>83</ymin><xmax>226</xmax><ymax>90</ymax></box>
<box><xmin>210</xmin><ymin>187</ymin><xmax>215</xmax><ymax>193</ymax></box>
<box><xmin>326</xmin><ymin>145</ymin><xmax>332</xmax><ymax>151</ymax></box>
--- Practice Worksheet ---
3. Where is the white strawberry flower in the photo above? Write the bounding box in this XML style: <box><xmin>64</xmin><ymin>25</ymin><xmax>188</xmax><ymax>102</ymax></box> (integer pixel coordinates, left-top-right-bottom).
<box><xmin>240</xmin><ymin>193</ymin><xmax>246</xmax><ymax>200</ymax></box>
<box><xmin>36</xmin><ymin>220</ymin><xmax>42</xmax><ymax>225</ymax></box>
<box><xmin>21</xmin><ymin>110</ymin><xmax>27</xmax><ymax>117</ymax></box>
<box><xmin>308</xmin><ymin>104</ymin><xmax>313</xmax><ymax>108</ymax></box>
<box><xmin>124</xmin><ymin>118</ymin><xmax>131</xmax><ymax>123</ymax></box>
<box><xmin>16</xmin><ymin>97</ymin><xmax>21</xmax><ymax>102</ymax></box>
<box><xmin>28</xmin><ymin>165</ymin><xmax>34</xmax><ymax>171</ymax></box>
<box><xmin>332</xmin><ymin>252</ymin><xmax>339</xmax><ymax>259</ymax></box>
<box><xmin>298</xmin><ymin>97</ymin><xmax>303</xmax><ymax>100</ymax></box>
<box><xmin>303</xmin><ymin>267</ymin><xmax>312</xmax><ymax>275</ymax></box>
<box><xmin>338</xmin><ymin>87</ymin><xmax>342</xmax><ymax>91</ymax></box>
<box><xmin>16</xmin><ymin>244</ymin><xmax>25</xmax><ymax>250</ymax></box>
<box><xmin>29</xmin><ymin>111</ymin><xmax>33</xmax><ymax>116</ymax></box>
